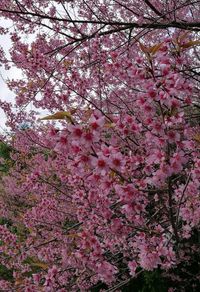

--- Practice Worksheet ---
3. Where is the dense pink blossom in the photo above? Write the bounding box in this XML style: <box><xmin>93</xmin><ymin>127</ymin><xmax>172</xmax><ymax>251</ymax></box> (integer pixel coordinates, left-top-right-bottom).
<box><xmin>0</xmin><ymin>0</ymin><xmax>199</xmax><ymax>291</ymax></box>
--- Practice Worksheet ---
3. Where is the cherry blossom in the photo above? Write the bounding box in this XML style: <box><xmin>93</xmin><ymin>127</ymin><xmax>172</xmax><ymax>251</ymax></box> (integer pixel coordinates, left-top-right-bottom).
<box><xmin>0</xmin><ymin>0</ymin><xmax>199</xmax><ymax>291</ymax></box>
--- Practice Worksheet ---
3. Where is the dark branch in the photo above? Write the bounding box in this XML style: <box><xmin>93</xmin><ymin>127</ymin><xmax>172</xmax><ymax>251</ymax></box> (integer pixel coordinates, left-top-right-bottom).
<box><xmin>144</xmin><ymin>0</ymin><xmax>166</xmax><ymax>18</ymax></box>
<box><xmin>0</xmin><ymin>8</ymin><xmax>200</xmax><ymax>31</ymax></box>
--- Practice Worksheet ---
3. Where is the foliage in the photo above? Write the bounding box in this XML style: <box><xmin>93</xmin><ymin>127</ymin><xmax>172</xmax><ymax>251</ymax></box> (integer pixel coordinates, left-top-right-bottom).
<box><xmin>0</xmin><ymin>142</ymin><xmax>12</xmax><ymax>173</ymax></box>
<box><xmin>0</xmin><ymin>265</ymin><xmax>13</xmax><ymax>282</ymax></box>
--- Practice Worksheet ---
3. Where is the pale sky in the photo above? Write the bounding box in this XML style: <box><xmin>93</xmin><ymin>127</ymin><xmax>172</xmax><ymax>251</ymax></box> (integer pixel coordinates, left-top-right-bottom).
<box><xmin>0</xmin><ymin>19</ymin><xmax>51</xmax><ymax>133</ymax></box>
<box><xmin>0</xmin><ymin>19</ymin><xmax>20</xmax><ymax>133</ymax></box>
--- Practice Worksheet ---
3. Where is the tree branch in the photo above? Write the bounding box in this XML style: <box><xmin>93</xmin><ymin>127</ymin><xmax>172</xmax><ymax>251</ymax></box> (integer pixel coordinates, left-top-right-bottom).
<box><xmin>0</xmin><ymin>8</ymin><xmax>200</xmax><ymax>31</ymax></box>
<box><xmin>144</xmin><ymin>0</ymin><xmax>166</xmax><ymax>19</ymax></box>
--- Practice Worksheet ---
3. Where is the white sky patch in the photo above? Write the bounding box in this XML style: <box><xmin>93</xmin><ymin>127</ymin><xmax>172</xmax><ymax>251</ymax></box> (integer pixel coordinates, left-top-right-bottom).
<box><xmin>0</xmin><ymin>19</ymin><xmax>18</xmax><ymax>132</ymax></box>
<box><xmin>0</xmin><ymin>19</ymin><xmax>51</xmax><ymax>133</ymax></box>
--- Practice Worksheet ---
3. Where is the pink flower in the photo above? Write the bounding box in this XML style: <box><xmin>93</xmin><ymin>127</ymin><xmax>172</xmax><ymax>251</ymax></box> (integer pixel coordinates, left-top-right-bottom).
<box><xmin>82</xmin><ymin>130</ymin><xmax>100</xmax><ymax>145</ymax></box>
<box><xmin>89</xmin><ymin>115</ymin><xmax>105</xmax><ymax>131</ymax></box>
<box><xmin>148</xmin><ymin>89</ymin><xmax>157</xmax><ymax>98</ymax></box>
<box><xmin>128</xmin><ymin>260</ymin><xmax>137</xmax><ymax>276</ymax></box>
<box><xmin>167</xmin><ymin>130</ymin><xmax>180</xmax><ymax>143</ymax></box>
<box><xmin>69</xmin><ymin>125</ymin><xmax>83</xmax><ymax>139</ymax></box>
<box><xmin>108</xmin><ymin>152</ymin><xmax>124</xmax><ymax>170</ymax></box>
<box><xmin>91</xmin><ymin>153</ymin><xmax>109</xmax><ymax>175</ymax></box>
<box><xmin>96</xmin><ymin>261</ymin><xmax>118</xmax><ymax>284</ymax></box>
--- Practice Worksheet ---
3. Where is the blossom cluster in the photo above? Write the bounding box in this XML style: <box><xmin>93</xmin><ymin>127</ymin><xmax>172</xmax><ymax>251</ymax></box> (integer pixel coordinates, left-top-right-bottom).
<box><xmin>0</xmin><ymin>0</ymin><xmax>199</xmax><ymax>291</ymax></box>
